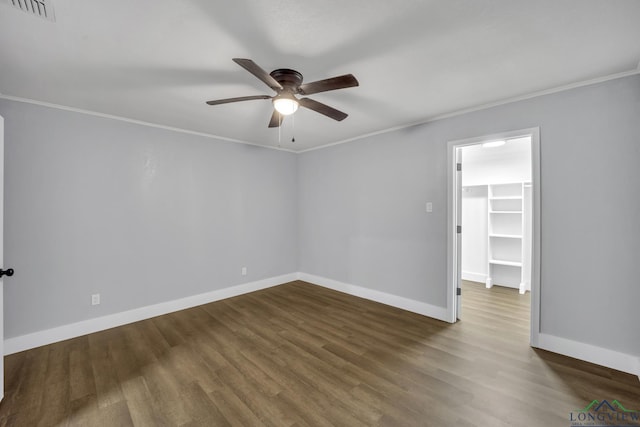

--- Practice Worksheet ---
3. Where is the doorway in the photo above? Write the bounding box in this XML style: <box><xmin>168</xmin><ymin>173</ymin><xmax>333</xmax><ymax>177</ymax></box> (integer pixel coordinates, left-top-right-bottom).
<box><xmin>447</xmin><ymin>128</ymin><xmax>540</xmax><ymax>346</ymax></box>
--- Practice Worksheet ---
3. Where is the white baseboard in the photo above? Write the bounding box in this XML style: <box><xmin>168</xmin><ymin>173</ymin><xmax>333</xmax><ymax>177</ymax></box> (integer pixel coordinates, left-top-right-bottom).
<box><xmin>4</xmin><ymin>273</ymin><xmax>298</xmax><ymax>355</ymax></box>
<box><xmin>537</xmin><ymin>333</ymin><xmax>640</xmax><ymax>378</ymax></box>
<box><xmin>300</xmin><ymin>273</ymin><xmax>639</xmax><ymax>378</ymax></box>
<box><xmin>297</xmin><ymin>272</ymin><xmax>450</xmax><ymax>322</ymax></box>
<box><xmin>461</xmin><ymin>271</ymin><xmax>486</xmax><ymax>283</ymax></box>
<box><xmin>6</xmin><ymin>272</ymin><xmax>637</xmax><ymax>380</ymax></box>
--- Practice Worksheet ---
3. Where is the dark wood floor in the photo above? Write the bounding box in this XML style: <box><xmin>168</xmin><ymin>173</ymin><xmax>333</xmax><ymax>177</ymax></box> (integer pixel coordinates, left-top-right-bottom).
<box><xmin>1</xmin><ymin>280</ymin><xmax>638</xmax><ymax>426</ymax></box>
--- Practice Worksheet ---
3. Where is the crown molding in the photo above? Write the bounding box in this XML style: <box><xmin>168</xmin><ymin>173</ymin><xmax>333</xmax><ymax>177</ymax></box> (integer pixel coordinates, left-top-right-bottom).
<box><xmin>0</xmin><ymin>94</ymin><xmax>296</xmax><ymax>153</ymax></box>
<box><xmin>3</xmin><ymin>68</ymin><xmax>639</xmax><ymax>155</ymax></box>
<box><xmin>298</xmin><ymin>68</ymin><xmax>640</xmax><ymax>153</ymax></box>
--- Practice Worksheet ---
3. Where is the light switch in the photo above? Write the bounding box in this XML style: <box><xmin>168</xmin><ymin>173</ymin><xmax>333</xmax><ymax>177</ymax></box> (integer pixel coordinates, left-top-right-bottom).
<box><xmin>426</xmin><ymin>202</ymin><xmax>433</xmax><ymax>213</ymax></box>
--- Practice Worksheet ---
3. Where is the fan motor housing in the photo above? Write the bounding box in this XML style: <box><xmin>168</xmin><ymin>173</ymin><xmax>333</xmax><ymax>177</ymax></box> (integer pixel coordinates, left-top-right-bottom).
<box><xmin>270</xmin><ymin>69</ymin><xmax>303</xmax><ymax>90</ymax></box>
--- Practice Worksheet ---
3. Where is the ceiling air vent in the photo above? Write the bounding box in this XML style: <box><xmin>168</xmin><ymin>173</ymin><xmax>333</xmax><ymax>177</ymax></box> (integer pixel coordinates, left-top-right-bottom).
<box><xmin>2</xmin><ymin>0</ymin><xmax>55</xmax><ymax>22</ymax></box>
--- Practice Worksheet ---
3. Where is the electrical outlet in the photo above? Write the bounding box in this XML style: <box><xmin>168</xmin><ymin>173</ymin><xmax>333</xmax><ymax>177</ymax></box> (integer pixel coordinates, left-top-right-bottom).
<box><xmin>241</xmin><ymin>267</ymin><xmax>247</xmax><ymax>276</ymax></box>
<box><xmin>91</xmin><ymin>293</ymin><xmax>100</xmax><ymax>306</ymax></box>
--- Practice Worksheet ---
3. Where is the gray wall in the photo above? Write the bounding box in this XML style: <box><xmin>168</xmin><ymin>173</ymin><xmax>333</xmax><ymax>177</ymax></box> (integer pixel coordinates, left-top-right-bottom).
<box><xmin>1</xmin><ymin>100</ymin><xmax>298</xmax><ymax>339</ymax></box>
<box><xmin>2</xmin><ymin>75</ymin><xmax>639</xmax><ymax>358</ymax></box>
<box><xmin>298</xmin><ymin>74</ymin><xmax>640</xmax><ymax>356</ymax></box>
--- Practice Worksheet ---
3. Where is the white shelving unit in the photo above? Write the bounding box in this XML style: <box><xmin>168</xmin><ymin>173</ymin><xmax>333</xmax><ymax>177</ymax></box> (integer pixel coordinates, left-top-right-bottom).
<box><xmin>486</xmin><ymin>182</ymin><xmax>531</xmax><ymax>294</ymax></box>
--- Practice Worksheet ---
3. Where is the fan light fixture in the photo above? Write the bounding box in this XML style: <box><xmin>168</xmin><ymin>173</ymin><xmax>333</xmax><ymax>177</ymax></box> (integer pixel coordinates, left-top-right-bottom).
<box><xmin>273</xmin><ymin>96</ymin><xmax>299</xmax><ymax>115</ymax></box>
<box><xmin>206</xmin><ymin>59</ymin><xmax>359</xmax><ymax>127</ymax></box>
<box><xmin>482</xmin><ymin>140</ymin><xmax>506</xmax><ymax>148</ymax></box>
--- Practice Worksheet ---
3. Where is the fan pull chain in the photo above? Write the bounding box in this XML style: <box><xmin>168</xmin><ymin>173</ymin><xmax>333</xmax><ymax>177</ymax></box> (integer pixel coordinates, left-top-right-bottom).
<box><xmin>291</xmin><ymin>113</ymin><xmax>295</xmax><ymax>143</ymax></box>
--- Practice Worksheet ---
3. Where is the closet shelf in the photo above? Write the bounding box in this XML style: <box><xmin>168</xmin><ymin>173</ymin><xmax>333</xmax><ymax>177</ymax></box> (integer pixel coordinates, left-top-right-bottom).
<box><xmin>485</xmin><ymin>181</ymin><xmax>530</xmax><ymax>294</ymax></box>
<box><xmin>489</xmin><ymin>259</ymin><xmax>522</xmax><ymax>267</ymax></box>
<box><xmin>489</xmin><ymin>233</ymin><xmax>522</xmax><ymax>239</ymax></box>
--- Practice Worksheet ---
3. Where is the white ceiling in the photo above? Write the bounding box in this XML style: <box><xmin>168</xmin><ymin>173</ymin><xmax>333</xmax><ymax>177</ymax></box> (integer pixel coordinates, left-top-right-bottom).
<box><xmin>1</xmin><ymin>0</ymin><xmax>639</xmax><ymax>152</ymax></box>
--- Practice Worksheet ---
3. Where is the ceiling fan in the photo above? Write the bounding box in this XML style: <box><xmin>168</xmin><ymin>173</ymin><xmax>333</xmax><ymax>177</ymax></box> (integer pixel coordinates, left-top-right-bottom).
<box><xmin>206</xmin><ymin>58</ymin><xmax>359</xmax><ymax>128</ymax></box>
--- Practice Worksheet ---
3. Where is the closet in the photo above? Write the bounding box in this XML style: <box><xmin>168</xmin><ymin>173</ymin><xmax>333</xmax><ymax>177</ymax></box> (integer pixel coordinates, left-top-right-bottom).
<box><xmin>461</xmin><ymin>136</ymin><xmax>532</xmax><ymax>293</ymax></box>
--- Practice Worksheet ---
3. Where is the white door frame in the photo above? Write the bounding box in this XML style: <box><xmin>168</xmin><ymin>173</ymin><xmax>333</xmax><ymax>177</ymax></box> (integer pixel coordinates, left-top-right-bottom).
<box><xmin>0</xmin><ymin>115</ymin><xmax>4</xmax><ymax>401</ymax></box>
<box><xmin>446</xmin><ymin>127</ymin><xmax>541</xmax><ymax>347</ymax></box>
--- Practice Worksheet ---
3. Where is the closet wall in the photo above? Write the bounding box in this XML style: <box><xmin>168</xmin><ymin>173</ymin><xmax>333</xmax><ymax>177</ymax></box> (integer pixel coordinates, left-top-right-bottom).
<box><xmin>461</xmin><ymin>137</ymin><xmax>531</xmax><ymax>287</ymax></box>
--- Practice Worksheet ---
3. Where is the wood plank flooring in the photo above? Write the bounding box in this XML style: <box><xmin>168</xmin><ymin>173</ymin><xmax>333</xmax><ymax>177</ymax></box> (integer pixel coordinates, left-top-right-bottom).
<box><xmin>1</xmin><ymin>280</ymin><xmax>638</xmax><ymax>426</ymax></box>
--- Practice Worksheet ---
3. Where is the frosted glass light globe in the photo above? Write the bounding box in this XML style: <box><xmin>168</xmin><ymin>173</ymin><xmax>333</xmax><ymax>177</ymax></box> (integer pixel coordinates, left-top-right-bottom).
<box><xmin>273</xmin><ymin>97</ymin><xmax>299</xmax><ymax>115</ymax></box>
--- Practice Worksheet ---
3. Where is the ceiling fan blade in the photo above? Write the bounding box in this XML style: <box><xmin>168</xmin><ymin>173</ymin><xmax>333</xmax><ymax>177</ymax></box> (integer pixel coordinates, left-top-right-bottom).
<box><xmin>206</xmin><ymin>95</ymin><xmax>271</xmax><ymax>105</ymax></box>
<box><xmin>298</xmin><ymin>74</ymin><xmax>359</xmax><ymax>95</ymax></box>
<box><xmin>299</xmin><ymin>98</ymin><xmax>348</xmax><ymax>121</ymax></box>
<box><xmin>268</xmin><ymin>110</ymin><xmax>283</xmax><ymax>128</ymax></box>
<box><xmin>233</xmin><ymin>58</ymin><xmax>283</xmax><ymax>92</ymax></box>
